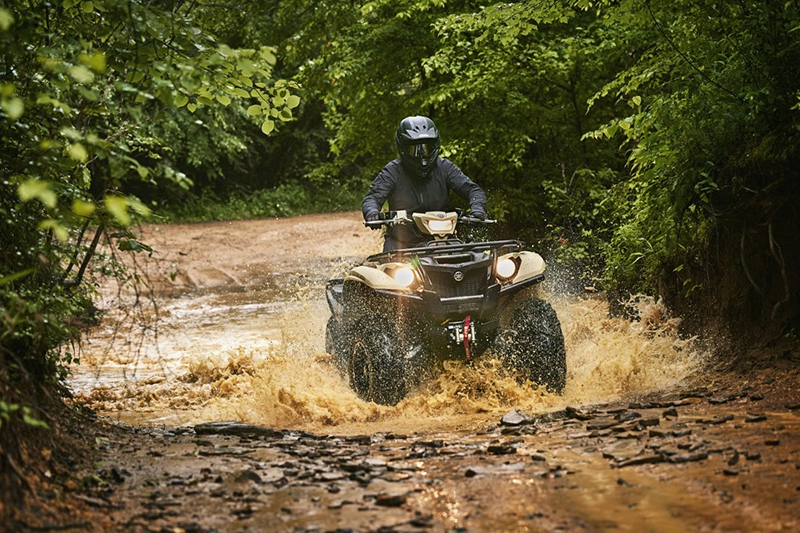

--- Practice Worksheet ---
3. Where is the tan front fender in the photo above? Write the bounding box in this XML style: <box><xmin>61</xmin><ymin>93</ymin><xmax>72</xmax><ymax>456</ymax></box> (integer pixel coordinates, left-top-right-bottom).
<box><xmin>345</xmin><ymin>265</ymin><xmax>410</xmax><ymax>291</ymax></box>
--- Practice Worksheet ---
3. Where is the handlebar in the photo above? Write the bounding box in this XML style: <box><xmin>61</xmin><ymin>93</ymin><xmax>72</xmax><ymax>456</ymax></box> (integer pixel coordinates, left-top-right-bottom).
<box><xmin>364</xmin><ymin>212</ymin><xmax>496</xmax><ymax>228</ymax></box>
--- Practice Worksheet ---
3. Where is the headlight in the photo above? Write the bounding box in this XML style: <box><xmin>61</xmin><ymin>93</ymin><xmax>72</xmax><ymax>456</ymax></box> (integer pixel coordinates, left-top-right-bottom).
<box><xmin>496</xmin><ymin>257</ymin><xmax>518</xmax><ymax>281</ymax></box>
<box><xmin>427</xmin><ymin>219</ymin><xmax>455</xmax><ymax>233</ymax></box>
<box><xmin>392</xmin><ymin>267</ymin><xmax>416</xmax><ymax>288</ymax></box>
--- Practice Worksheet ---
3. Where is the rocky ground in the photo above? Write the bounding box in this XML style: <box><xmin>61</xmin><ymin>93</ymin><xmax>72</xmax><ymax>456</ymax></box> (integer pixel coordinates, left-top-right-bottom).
<box><xmin>18</xmin><ymin>370</ymin><xmax>800</xmax><ymax>532</ymax></box>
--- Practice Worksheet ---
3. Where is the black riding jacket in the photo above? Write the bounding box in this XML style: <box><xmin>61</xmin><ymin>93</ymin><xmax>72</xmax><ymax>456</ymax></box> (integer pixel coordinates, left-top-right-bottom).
<box><xmin>362</xmin><ymin>158</ymin><xmax>487</xmax><ymax>246</ymax></box>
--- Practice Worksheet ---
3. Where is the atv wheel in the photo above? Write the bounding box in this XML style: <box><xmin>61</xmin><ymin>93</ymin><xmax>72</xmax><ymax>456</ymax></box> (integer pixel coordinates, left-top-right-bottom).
<box><xmin>348</xmin><ymin>316</ymin><xmax>407</xmax><ymax>406</ymax></box>
<box><xmin>495</xmin><ymin>298</ymin><xmax>567</xmax><ymax>393</ymax></box>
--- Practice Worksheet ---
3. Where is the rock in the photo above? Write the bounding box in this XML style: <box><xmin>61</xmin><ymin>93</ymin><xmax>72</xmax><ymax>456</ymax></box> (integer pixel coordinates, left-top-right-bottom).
<box><xmin>765</xmin><ymin>439</ymin><xmax>780</xmax><ymax>446</ymax></box>
<box><xmin>668</xmin><ymin>452</ymin><xmax>708</xmax><ymax>464</ymax></box>
<box><xmin>722</xmin><ymin>469</ymin><xmax>740</xmax><ymax>476</ymax></box>
<box><xmin>375</xmin><ymin>492</ymin><xmax>408</xmax><ymax>507</ymax></box>
<box><xmin>194</xmin><ymin>422</ymin><xmax>282</xmax><ymax>439</ymax></box>
<box><xmin>615</xmin><ymin>411</ymin><xmax>642</xmax><ymax>422</ymax></box>
<box><xmin>662</xmin><ymin>408</ymin><xmax>679</xmax><ymax>418</ymax></box>
<box><xmin>727</xmin><ymin>451</ymin><xmax>740</xmax><ymax>466</ymax></box>
<box><xmin>636</xmin><ymin>418</ymin><xmax>660</xmax><ymax>429</ymax></box>
<box><xmin>233</xmin><ymin>469</ymin><xmax>262</xmax><ymax>484</ymax></box>
<box><xmin>464</xmin><ymin>466</ymin><xmax>487</xmax><ymax>477</ymax></box>
<box><xmin>487</xmin><ymin>444</ymin><xmax>517</xmax><ymax>455</ymax></box>
<box><xmin>704</xmin><ymin>415</ymin><xmax>734</xmax><ymax>425</ymax></box>
<box><xmin>198</xmin><ymin>446</ymin><xmax>252</xmax><ymax>456</ymax></box>
<box><xmin>586</xmin><ymin>419</ymin><xmax>618</xmax><ymax>431</ymax></box>
<box><xmin>566</xmin><ymin>406</ymin><xmax>594</xmax><ymax>420</ymax></box>
<box><xmin>615</xmin><ymin>454</ymin><xmax>665</xmax><ymax>468</ymax></box>
<box><xmin>744</xmin><ymin>413</ymin><xmax>767</xmax><ymax>423</ymax></box>
<box><xmin>501</xmin><ymin>409</ymin><xmax>532</xmax><ymax>426</ymax></box>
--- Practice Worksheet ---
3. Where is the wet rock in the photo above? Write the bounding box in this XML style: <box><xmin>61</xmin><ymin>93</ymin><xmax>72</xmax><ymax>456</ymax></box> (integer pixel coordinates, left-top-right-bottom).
<box><xmin>380</xmin><ymin>472</ymin><xmax>412</xmax><ymax>482</ymax></box>
<box><xmin>615</xmin><ymin>411</ymin><xmax>642</xmax><ymax>422</ymax></box>
<box><xmin>749</xmin><ymin>393</ymin><xmax>764</xmax><ymax>401</ymax></box>
<box><xmin>704</xmin><ymin>414</ymin><xmax>734</xmax><ymax>425</ymax></box>
<box><xmin>319</xmin><ymin>472</ymin><xmax>346</xmax><ymax>482</ymax></box>
<box><xmin>233</xmin><ymin>469</ymin><xmax>262</xmax><ymax>484</ymax></box>
<box><xmin>364</xmin><ymin>458</ymin><xmax>387</xmax><ymax>468</ymax></box>
<box><xmin>464</xmin><ymin>466</ymin><xmax>487</xmax><ymax>477</ymax></box>
<box><xmin>668</xmin><ymin>452</ymin><xmax>708</xmax><ymax>464</ymax></box>
<box><xmin>722</xmin><ymin>469</ymin><xmax>740</xmax><ymax>476</ymax></box>
<box><xmin>765</xmin><ymin>439</ymin><xmax>780</xmax><ymax>446</ymax></box>
<box><xmin>662</xmin><ymin>408</ymin><xmax>679</xmax><ymax>418</ymax></box>
<box><xmin>198</xmin><ymin>446</ymin><xmax>252</xmax><ymax>456</ymax></box>
<box><xmin>636</xmin><ymin>418</ymin><xmax>660</xmax><ymax>429</ymax></box>
<box><xmin>566</xmin><ymin>406</ymin><xmax>594</xmax><ymax>420</ymax></box>
<box><xmin>375</xmin><ymin>492</ymin><xmax>408</xmax><ymax>507</ymax></box>
<box><xmin>193</xmin><ymin>422</ymin><xmax>282</xmax><ymax>439</ymax></box>
<box><xmin>614</xmin><ymin>454</ymin><xmax>665</xmax><ymax>468</ymax></box>
<box><xmin>728</xmin><ymin>451</ymin><xmax>740</xmax><ymax>466</ymax></box>
<box><xmin>487</xmin><ymin>444</ymin><xmax>517</xmax><ymax>455</ymax></box>
<box><xmin>744</xmin><ymin>413</ymin><xmax>767</xmax><ymax>423</ymax></box>
<box><xmin>709</xmin><ymin>395</ymin><xmax>735</xmax><ymax>405</ymax></box>
<box><xmin>501</xmin><ymin>409</ymin><xmax>532</xmax><ymax>426</ymax></box>
<box><xmin>409</xmin><ymin>513</ymin><xmax>434</xmax><ymax>528</ymax></box>
<box><xmin>586</xmin><ymin>419</ymin><xmax>618</xmax><ymax>431</ymax></box>
<box><xmin>671</xmin><ymin>429</ymin><xmax>692</xmax><ymax>438</ymax></box>
<box><xmin>628</xmin><ymin>402</ymin><xmax>655</xmax><ymax>410</ymax></box>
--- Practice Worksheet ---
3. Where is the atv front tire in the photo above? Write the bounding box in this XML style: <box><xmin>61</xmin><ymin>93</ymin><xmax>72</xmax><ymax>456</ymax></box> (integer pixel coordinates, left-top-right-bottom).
<box><xmin>347</xmin><ymin>316</ymin><xmax>408</xmax><ymax>406</ymax></box>
<box><xmin>495</xmin><ymin>298</ymin><xmax>567</xmax><ymax>393</ymax></box>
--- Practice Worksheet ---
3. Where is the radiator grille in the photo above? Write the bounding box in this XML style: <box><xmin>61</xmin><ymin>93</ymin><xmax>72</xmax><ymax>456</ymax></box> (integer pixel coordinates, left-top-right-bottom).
<box><xmin>424</xmin><ymin>267</ymin><xmax>489</xmax><ymax>298</ymax></box>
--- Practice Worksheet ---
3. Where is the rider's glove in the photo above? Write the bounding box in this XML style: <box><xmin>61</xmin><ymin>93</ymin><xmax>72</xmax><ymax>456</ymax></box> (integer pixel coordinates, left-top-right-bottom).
<box><xmin>365</xmin><ymin>212</ymin><xmax>380</xmax><ymax>229</ymax></box>
<box><xmin>471</xmin><ymin>211</ymin><xmax>487</xmax><ymax>221</ymax></box>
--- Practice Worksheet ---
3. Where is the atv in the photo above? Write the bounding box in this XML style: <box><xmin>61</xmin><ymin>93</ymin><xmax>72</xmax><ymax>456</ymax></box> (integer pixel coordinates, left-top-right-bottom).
<box><xmin>325</xmin><ymin>210</ymin><xmax>566</xmax><ymax>405</ymax></box>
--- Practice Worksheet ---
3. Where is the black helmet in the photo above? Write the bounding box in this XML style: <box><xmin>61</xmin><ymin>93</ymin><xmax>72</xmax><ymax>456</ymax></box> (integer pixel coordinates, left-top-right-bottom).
<box><xmin>395</xmin><ymin>116</ymin><xmax>440</xmax><ymax>179</ymax></box>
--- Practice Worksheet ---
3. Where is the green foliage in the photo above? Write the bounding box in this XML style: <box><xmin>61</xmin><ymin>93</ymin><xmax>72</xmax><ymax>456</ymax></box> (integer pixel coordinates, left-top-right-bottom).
<box><xmin>0</xmin><ymin>0</ymin><xmax>297</xmax><ymax>387</ymax></box>
<box><xmin>164</xmin><ymin>182</ymin><xmax>362</xmax><ymax>223</ymax></box>
<box><xmin>0</xmin><ymin>401</ymin><xmax>50</xmax><ymax>430</ymax></box>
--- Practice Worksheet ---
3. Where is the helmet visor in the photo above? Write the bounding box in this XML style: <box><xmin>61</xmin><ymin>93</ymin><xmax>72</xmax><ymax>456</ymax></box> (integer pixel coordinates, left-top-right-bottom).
<box><xmin>402</xmin><ymin>141</ymin><xmax>437</xmax><ymax>158</ymax></box>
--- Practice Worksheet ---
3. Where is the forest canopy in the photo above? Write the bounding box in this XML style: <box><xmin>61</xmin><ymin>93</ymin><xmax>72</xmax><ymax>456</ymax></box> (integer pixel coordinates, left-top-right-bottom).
<box><xmin>1</xmin><ymin>0</ymin><xmax>799</xmax><ymax>414</ymax></box>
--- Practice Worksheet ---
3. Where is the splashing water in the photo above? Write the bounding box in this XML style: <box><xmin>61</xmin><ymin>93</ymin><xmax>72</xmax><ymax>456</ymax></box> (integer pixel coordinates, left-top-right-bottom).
<box><xmin>73</xmin><ymin>287</ymin><xmax>703</xmax><ymax>434</ymax></box>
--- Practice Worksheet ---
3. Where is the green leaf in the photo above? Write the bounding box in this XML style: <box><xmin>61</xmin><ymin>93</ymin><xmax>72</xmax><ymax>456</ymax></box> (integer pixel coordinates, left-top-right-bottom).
<box><xmin>187</xmin><ymin>103</ymin><xmax>197</xmax><ymax>113</ymax></box>
<box><xmin>279</xmin><ymin>108</ymin><xmax>292</xmax><ymax>121</ymax></box>
<box><xmin>67</xmin><ymin>142</ymin><xmax>88</xmax><ymax>162</ymax></box>
<box><xmin>246</xmin><ymin>104</ymin><xmax>262</xmax><ymax>116</ymax></box>
<box><xmin>105</xmin><ymin>196</ymin><xmax>131</xmax><ymax>226</ymax></box>
<box><xmin>82</xmin><ymin>1</ymin><xmax>94</xmax><ymax>14</ymax></box>
<box><xmin>79</xmin><ymin>51</ymin><xmax>106</xmax><ymax>73</ymax></box>
<box><xmin>68</xmin><ymin>65</ymin><xmax>95</xmax><ymax>84</ymax></box>
<box><xmin>216</xmin><ymin>94</ymin><xmax>231</xmax><ymax>106</ymax></box>
<box><xmin>286</xmin><ymin>95</ymin><xmax>301</xmax><ymax>109</ymax></box>
<box><xmin>261</xmin><ymin>119</ymin><xmax>275</xmax><ymax>135</ymax></box>
<box><xmin>38</xmin><ymin>219</ymin><xmax>69</xmax><ymax>242</ymax></box>
<box><xmin>0</xmin><ymin>8</ymin><xmax>14</xmax><ymax>31</ymax></box>
<box><xmin>18</xmin><ymin>179</ymin><xmax>57</xmax><ymax>208</ymax></box>
<box><xmin>72</xmin><ymin>199</ymin><xmax>96</xmax><ymax>217</ymax></box>
<box><xmin>175</xmin><ymin>94</ymin><xmax>189</xmax><ymax>108</ymax></box>
<box><xmin>1</xmin><ymin>97</ymin><xmax>24</xmax><ymax>120</ymax></box>
<box><xmin>632</xmin><ymin>95</ymin><xmax>642</xmax><ymax>107</ymax></box>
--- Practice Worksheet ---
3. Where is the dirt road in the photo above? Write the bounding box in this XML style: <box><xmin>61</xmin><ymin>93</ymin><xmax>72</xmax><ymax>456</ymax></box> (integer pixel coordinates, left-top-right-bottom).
<box><xmin>47</xmin><ymin>213</ymin><xmax>800</xmax><ymax>532</ymax></box>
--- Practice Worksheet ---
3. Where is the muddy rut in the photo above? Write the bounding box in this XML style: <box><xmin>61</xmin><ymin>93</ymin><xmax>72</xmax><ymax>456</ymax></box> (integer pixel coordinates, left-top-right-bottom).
<box><xmin>58</xmin><ymin>212</ymin><xmax>800</xmax><ymax>532</ymax></box>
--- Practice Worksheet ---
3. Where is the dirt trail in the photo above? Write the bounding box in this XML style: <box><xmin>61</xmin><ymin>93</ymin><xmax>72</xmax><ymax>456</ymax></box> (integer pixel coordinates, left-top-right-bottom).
<box><xmin>37</xmin><ymin>213</ymin><xmax>800</xmax><ymax>532</ymax></box>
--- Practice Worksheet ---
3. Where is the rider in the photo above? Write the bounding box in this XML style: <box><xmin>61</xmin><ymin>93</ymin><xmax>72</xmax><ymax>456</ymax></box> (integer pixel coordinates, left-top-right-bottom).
<box><xmin>363</xmin><ymin>116</ymin><xmax>487</xmax><ymax>251</ymax></box>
